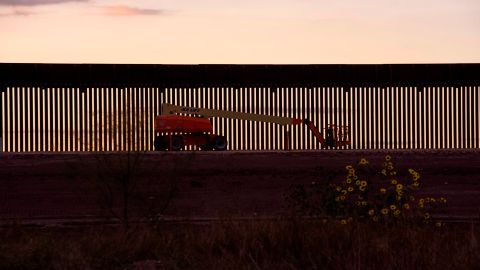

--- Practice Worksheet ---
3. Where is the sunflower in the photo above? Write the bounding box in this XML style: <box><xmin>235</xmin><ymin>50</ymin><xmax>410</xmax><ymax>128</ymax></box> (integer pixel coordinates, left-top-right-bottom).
<box><xmin>359</xmin><ymin>158</ymin><xmax>369</xmax><ymax>165</ymax></box>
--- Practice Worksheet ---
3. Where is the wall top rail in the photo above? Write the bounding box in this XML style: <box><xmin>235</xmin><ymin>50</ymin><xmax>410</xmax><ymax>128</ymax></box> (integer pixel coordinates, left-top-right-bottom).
<box><xmin>0</xmin><ymin>63</ymin><xmax>479</xmax><ymax>88</ymax></box>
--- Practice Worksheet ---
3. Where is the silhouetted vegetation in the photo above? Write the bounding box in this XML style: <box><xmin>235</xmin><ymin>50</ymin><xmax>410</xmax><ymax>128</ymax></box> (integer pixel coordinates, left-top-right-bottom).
<box><xmin>0</xmin><ymin>219</ymin><xmax>479</xmax><ymax>270</ymax></box>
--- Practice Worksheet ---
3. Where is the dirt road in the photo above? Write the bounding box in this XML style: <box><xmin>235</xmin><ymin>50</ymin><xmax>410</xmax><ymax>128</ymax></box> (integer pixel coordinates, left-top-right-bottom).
<box><xmin>1</xmin><ymin>150</ymin><xmax>479</xmax><ymax>224</ymax></box>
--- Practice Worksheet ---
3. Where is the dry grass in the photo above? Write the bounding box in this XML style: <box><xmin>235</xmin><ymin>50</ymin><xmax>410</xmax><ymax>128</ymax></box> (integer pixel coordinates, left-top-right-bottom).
<box><xmin>0</xmin><ymin>219</ymin><xmax>479</xmax><ymax>270</ymax></box>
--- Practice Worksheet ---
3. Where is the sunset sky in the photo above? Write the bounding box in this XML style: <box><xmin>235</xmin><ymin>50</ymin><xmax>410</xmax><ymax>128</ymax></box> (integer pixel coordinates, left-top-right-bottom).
<box><xmin>0</xmin><ymin>0</ymin><xmax>479</xmax><ymax>64</ymax></box>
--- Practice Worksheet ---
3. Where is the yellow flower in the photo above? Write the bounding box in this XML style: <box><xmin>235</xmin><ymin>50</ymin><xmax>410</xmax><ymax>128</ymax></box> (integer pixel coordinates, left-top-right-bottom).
<box><xmin>396</xmin><ymin>184</ymin><xmax>403</xmax><ymax>190</ymax></box>
<box><xmin>341</xmin><ymin>219</ymin><xmax>347</xmax><ymax>225</ymax></box>
<box><xmin>359</xmin><ymin>158</ymin><xmax>369</xmax><ymax>165</ymax></box>
<box><xmin>380</xmin><ymin>188</ymin><xmax>386</xmax><ymax>194</ymax></box>
<box><xmin>403</xmin><ymin>204</ymin><xmax>410</xmax><ymax>210</ymax></box>
<box><xmin>340</xmin><ymin>195</ymin><xmax>346</xmax><ymax>201</ymax></box>
<box><xmin>390</xmin><ymin>171</ymin><xmax>397</xmax><ymax>176</ymax></box>
<box><xmin>368</xmin><ymin>209</ymin><xmax>375</xmax><ymax>216</ymax></box>
<box><xmin>430</xmin><ymin>198</ymin><xmax>436</xmax><ymax>203</ymax></box>
<box><xmin>391</xmin><ymin>180</ymin><xmax>398</xmax><ymax>185</ymax></box>
<box><xmin>387</xmin><ymin>165</ymin><xmax>394</xmax><ymax>170</ymax></box>
<box><xmin>412</xmin><ymin>182</ymin><xmax>420</xmax><ymax>188</ymax></box>
<box><xmin>336</xmin><ymin>187</ymin><xmax>342</xmax><ymax>192</ymax></box>
<box><xmin>341</xmin><ymin>190</ymin><xmax>348</xmax><ymax>195</ymax></box>
<box><xmin>396</xmin><ymin>195</ymin><xmax>402</xmax><ymax>201</ymax></box>
<box><xmin>360</xmin><ymin>180</ymin><xmax>367</xmax><ymax>187</ymax></box>
<box><xmin>359</xmin><ymin>186</ymin><xmax>366</xmax><ymax>192</ymax></box>
<box><xmin>419</xmin><ymin>198</ymin><xmax>425</xmax><ymax>204</ymax></box>
<box><xmin>381</xmin><ymin>169</ymin><xmax>387</xmax><ymax>176</ymax></box>
<box><xmin>348</xmin><ymin>169</ymin><xmax>355</xmax><ymax>175</ymax></box>
<box><xmin>381</xmin><ymin>208</ymin><xmax>389</xmax><ymax>215</ymax></box>
<box><xmin>385</xmin><ymin>155</ymin><xmax>392</xmax><ymax>161</ymax></box>
<box><xmin>361</xmin><ymin>201</ymin><xmax>367</xmax><ymax>206</ymax></box>
<box><xmin>348</xmin><ymin>187</ymin><xmax>354</xmax><ymax>192</ymax></box>
<box><xmin>372</xmin><ymin>216</ymin><xmax>379</xmax><ymax>222</ymax></box>
<box><xmin>440</xmin><ymin>197</ymin><xmax>447</xmax><ymax>203</ymax></box>
<box><xmin>435</xmin><ymin>222</ymin><xmax>442</xmax><ymax>227</ymax></box>
<box><xmin>394</xmin><ymin>210</ymin><xmax>401</xmax><ymax>216</ymax></box>
<box><xmin>346</xmin><ymin>165</ymin><xmax>353</xmax><ymax>170</ymax></box>
<box><xmin>355</xmin><ymin>180</ymin><xmax>361</xmax><ymax>186</ymax></box>
<box><xmin>346</xmin><ymin>179</ymin><xmax>352</xmax><ymax>184</ymax></box>
<box><xmin>419</xmin><ymin>203</ymin><xmax>424</xmax><ymax>208</ymax></box>
<box><xmin>424</xmin><ymin>213</ymin><xmax>430</xmax><ymax>219</ymax></box>
<box><xmin>390</xmin><ymin>205</ymin><xmax>397</xmax><ymax>210</ymax></box>
<box><xmin>408</xmin><ymin>168</ymin><xmax>414</xmax><ymax>174</ymax></box>
<box><xmin>397</xmin><ymin>190</ymin><xmax>404</xmax><ymax>196</ymax></box>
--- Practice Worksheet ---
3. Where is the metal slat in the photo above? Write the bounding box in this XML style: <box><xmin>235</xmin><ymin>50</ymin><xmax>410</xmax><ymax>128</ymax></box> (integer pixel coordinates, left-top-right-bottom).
<box><xmin>430</xmin><ymin>87</ymin><xmax>434</xmax><ymax>148</ymax></box>
<box><xmin>418</xmin><ymin>88</ymin><xmax>422</xmax><ymax>149</ymax></box>
<box><xmin>9</xmin><ymin>88</ymin><xmax>13</xmax><ymax>152</ymax></box>
<box><xmin>18</xmin><ymin>87</ymin><xmax>23</xmax><ymax>152</ymax></box>
<box><xmin>95</xmin><ymin>87</ymin><xmax>101</xmax><ymax>151</ymax></box>
<box><xmin>446</xmin><ymin>87</ymin><xmax>450</xmax><ymax>148</ymax></box>
<box><xmin>474</xmin><ymin>86</ymin><xmax>478</xmax><ymax>148</ymax></box>
<box><xmin>361</xmin><ymin>87</ymin><xmax>365</xmax><ymax>149</ymax></box>
<box><xmin>346</xmin><ymin>87</ymin><xmax>351</xmax><ymax>150</ymax></box>
<box><xmin>0</xmin><ymin>89</ymin><xmax>3</xmax><ymax>152</ymax></box>
<box><xmin>352</xmin><ymin>87</ymin><xmax>357</xmax><ymax>149</ymax></box>
<box><xmin>466</xmin><ymin>86</ymin><xmax>471</xmax><ymax>148</ymax></box>
<box><xmin>453</xmin><ymin>87</ymin><xmax>457</xmax><ymax>148</ymax></box>
<box><xmin>29</xmin><ymin>87</ymin><xmax>34</xmax><ymax>151</ymax></box>
<box><xmin>402</xmin><ymin>87</ymin><xmax>406</xmax><ymax>149</ymax></box>
<box><xmin>462</xmin><ymin>86</ymin><xmax>466</xmax><ymax>149</ymax></box>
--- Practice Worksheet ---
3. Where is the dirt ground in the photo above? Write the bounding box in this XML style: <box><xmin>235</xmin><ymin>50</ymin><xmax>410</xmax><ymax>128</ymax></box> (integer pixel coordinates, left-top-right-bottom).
<box><xmin>0</xmin><ymin>150</ymin><xmax>479</xmax><ymax>223</ymax></box>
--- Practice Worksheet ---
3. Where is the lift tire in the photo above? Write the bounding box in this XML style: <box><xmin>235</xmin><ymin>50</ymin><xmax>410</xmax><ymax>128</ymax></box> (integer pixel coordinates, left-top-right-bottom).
<box><xmin>154</xmin><ymin>136</ymin><xmax>167</xmax><ymax>151</ymax></box>
<box><xmin>171</xmin><ymin>135</ymin><xmax>184</xmax><ymax>151</ymax></box>
<box><xmin>199</xmin><ymin>134</ymin><xmax>214</xmax><ymax>151</ymax></box>
<box><xmin>213</xmin><ymin>136</ymin><xmax>228</xmax><ymax>151</ymax></box>
<box><xmin>200</xmin><ymin>144</ymin><xmax>213</xmax><ymax>151</ymax></box>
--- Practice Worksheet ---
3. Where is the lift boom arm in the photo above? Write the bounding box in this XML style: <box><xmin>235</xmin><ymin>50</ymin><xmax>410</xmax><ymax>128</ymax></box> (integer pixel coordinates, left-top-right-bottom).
<box><xmin>162</xmin><ymin>103</ymin><xmax>302</xmax><ymax>126</ymax></box>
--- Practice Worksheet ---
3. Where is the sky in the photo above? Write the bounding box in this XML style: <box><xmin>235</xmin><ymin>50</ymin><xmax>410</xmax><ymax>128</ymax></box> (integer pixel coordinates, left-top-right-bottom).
<box><xmin>0</xmin><ymin>0</ymin><xmax>479</xmax><ymax>64</ymax></box>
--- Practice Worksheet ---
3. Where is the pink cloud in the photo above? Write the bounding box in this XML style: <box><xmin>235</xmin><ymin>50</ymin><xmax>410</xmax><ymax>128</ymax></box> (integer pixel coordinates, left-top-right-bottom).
<box><xmin>0</xmin><ymin>7</ymin><xmax>35</xmax><ymax>16</ymax></box>
<box><xmin>101</xmin><ymin>4</ymin><xmax>164</xmax><ymax>16</ymax></box>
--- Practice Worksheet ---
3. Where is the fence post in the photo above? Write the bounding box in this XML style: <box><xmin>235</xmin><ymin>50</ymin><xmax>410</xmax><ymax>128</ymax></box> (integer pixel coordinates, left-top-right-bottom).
<box><xmin>0</xmin><ymin>85</ymin><xmax>3</xmax><ymax>153</ymax></box>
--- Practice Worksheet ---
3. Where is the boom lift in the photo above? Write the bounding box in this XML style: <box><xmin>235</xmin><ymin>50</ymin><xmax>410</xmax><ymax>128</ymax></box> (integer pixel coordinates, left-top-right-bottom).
<box><xmin>154</xmin><ymin>103</ymin><xmax>350</xmax><ymax>151</ymax></box>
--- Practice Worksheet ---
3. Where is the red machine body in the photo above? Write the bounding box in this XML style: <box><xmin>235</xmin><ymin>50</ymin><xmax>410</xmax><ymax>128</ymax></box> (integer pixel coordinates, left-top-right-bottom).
<box><xmin>154</xmin><ymin>115</ymin><xmax>213</xmax><ymax>134</ymax></box>
<box><xmin>153</xmin><ymin>115</ymin><xmax>226</xmax><ymax>151</ymax></box>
